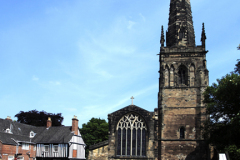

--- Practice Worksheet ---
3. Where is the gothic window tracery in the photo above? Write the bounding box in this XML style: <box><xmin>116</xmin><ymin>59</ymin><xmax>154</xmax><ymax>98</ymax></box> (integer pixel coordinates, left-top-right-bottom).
<box><xmin>117</xmin><ymin>113</ymin><xmax>147</xmax><ymax>157</ymax></box>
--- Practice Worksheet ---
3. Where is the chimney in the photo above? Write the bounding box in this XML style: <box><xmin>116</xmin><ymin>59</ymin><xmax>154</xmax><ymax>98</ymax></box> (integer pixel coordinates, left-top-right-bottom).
<box><xmin>72</xmin><ymin>115</ymin><xmax>79</xmax><ymax>135</ymax></box>
<box><xmin>5</xmin><ymin>116</ymin><xmax>12</xmax><ymax>121</ymax></box>
<box><xmin>46</xmin><ymin>117</ymin><xmax>52</xmax><ymax>128</ymax></box>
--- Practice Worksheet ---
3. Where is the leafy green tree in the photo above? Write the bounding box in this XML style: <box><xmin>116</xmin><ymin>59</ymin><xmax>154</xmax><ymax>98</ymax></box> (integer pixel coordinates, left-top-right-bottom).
<box><xmin>80</xmin><ymin>118</ymin><xmax>108</xmax><ymax>158</ymax></box>
<box><xmin>203</xmin><ymin>73</ymin><xmax>240</xmax><ymax>159</ymax></box>
<box><xmin>15</xmin><ymin>110</ymin><xmax>63</xmax><ymax>126</ymax></box>
<box><xmin>235</xmin><ymin>44</ymin><xmax>240</xmax><ymax>74</ymax></box>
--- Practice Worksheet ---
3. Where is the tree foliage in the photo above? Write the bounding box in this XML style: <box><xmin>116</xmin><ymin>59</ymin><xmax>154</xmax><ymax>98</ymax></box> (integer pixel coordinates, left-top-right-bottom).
<box><xmin>203</xmin><ymin>73</ymin><xmax>240</xmax><ymax>159</ymax></box>
<box><xmin>235</xmin><ymin>44</ymin><xmax>240</xmax><ymax>74</ymax></box>
<box><xmin>15</xmin><ymin>110</ymin><xmax>63</xmax><ymax>126</ymax></box>
<box><xmin>79</xmin><ymin>118</ymin><xmax>108</xmax><ymax>158</ymax></box>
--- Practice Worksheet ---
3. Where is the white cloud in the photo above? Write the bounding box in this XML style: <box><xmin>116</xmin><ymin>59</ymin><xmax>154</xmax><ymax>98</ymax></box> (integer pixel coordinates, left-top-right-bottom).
<box><xmin>32</xmin><ymin>75</ymin><xmax>39</xmax><ymax>81</ymax></box>
<box><xmin>96</xmin><ymin>70</ymin><xmax>113</xmax><ymax>79</ymax></box>
<box><xmin>49</xmin><ymin>81</ymin><xmax>61</xmax><ymax>85</ymax></box>
<box><xmin>127</xmin><ymin>20</ymin><xmax>136</xmax><ymax>29</ymax></box>
<box><xmin>139</xmin><ymin>13</ymin><xmax>146</xmax><ymax>22</ymax></box>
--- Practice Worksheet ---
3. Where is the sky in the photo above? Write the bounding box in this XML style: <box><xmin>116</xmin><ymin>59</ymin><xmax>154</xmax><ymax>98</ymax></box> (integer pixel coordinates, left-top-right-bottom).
<box><xmin>0</xmin><ymin>0</ymin><xmax>239</xmax><ymax>127</ymax></box>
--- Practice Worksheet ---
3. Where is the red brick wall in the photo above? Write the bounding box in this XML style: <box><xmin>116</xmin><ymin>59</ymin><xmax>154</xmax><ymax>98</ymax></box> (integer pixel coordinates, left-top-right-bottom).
<box><xmin>1</xmin><ymin>144</ymin><xmax>36</xmax><ymax>160</ymax></box>
<box><xmin>0</xmin><ymin>141</ymin><xmax>2</xmax><ymax>154</ymax></box>
<box><xmin>73</xmin><ymin>149</ymin><xmax>77</xmax><ymax>158</ymax></box>
<box><xmin>72</xmin><ymin>118</ymin><xmax>79</xmax><ymax>135</ymax></box>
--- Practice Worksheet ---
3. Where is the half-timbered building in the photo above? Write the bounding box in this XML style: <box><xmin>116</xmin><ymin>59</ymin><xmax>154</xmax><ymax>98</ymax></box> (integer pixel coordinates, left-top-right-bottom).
<box><xmin>0</xmin><ymin>116</ymin><xmax>86</xmax><ymax>160</ymax></box>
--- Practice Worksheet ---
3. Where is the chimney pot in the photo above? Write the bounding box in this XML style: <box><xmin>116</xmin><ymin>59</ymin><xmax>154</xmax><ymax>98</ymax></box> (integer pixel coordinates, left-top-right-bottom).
<box><xmin>47</xmin><ymin>117</ymin><xmax>52</xmax><ymax>128</ymax></box>
<box><xmin>72</xmin><ymin>115</ymin><xmax>79</xmax><ymax>135</ymax></box>
<box><xmin>6</xmin><ymin>116</ymin><xmax>12</xmax><ymax>121</ymax></box>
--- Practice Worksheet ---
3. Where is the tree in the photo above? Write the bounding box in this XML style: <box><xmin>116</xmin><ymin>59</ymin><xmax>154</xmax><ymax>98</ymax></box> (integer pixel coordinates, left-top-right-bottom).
<box><xmin>15</xmin><ymin>110</ymin><xmax>63</xmax><ymax>126</ymax></box>
<box><xmin>203</xmin><ymin>73</ymin><xmax>240</xmax><ymax>159</ymax></box>
<box><xmin>235</xmin><ymin>44</ymin><xmax>240</xmax><ymax>74</ymax></box>
<box><xmin>79</xmin><ymin>118</ymin><xmax>108</xmax><ymax>158</ymax></box>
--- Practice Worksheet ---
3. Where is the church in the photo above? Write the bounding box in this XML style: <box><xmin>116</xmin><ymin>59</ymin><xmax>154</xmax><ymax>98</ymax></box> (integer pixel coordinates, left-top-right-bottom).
<box><xmin>88</xmin><ymin>0</ymin><xmax>210</xmax><ymax>159</ymax></box>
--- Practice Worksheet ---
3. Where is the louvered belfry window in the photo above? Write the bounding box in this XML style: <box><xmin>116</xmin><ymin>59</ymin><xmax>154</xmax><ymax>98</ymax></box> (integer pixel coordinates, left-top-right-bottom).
<box><xmin>178</xmin><ymin>65</ymin><xmax>188</xmax><ymax>85</ymax></box>
<box><xmin>117</xmin><ymin>113</ymin><xmax>147</xmax><ymax>156</ymax></box>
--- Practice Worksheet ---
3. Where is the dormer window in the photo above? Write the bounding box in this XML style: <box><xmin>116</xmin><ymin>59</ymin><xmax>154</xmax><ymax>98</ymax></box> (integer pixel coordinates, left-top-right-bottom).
<box><xmin>30</xmin><ymin>131</ymin><xmax>35</xmax><ymax>138</ymax></box>
<box><xmin>5</xmin><ymin>128</ymin><xmax>12</xmax><ymax>134</ymax></box>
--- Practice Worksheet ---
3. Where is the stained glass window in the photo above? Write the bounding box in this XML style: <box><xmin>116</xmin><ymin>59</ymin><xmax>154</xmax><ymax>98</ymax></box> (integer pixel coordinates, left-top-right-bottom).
<box><xmin>116</xmin><ymin>113</ymin><xmax>147</xmax><ymax>156</ymax></box>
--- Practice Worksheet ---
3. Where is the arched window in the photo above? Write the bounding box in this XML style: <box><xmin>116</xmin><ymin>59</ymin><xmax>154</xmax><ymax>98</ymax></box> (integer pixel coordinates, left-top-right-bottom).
<box><xmin>189</xmin><ymin>64</ymin><xmax>195</xmax><ymax>86</ymax></box>
<box><xmin>170</xmin><ymin>66</ymin><xmax>174</xmax><ymax>87</ymax></box>
<box><xmin>180</xmin><ymin>127</ymin><xmax>185</xmax><ymax>139</ymax></box>
<box><xmin>178</xmin><ymin>65</ymin><xmax>188</xmax><ymax>85</ymax></box>
<box><xmin>164</xmin><ymin>66</ymin><xmax>169</xmax><ymax>87</ymax></box>
<box><xmin>117</xmin><ymin>113</ymin><xmax>147</xmax><ymax>156</ymax></box>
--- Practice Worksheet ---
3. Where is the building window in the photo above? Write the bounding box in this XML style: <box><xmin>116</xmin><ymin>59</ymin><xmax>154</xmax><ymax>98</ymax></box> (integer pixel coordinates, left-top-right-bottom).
<box><xmin>53</xmin><ymin>145</ymin><xmax>58</xmax><ymax>152</ymax></box>
<box><xmin>117</xmin><ymin>113</ymin><xmax>147</xmax><ymax>156</ymax></box>
<box><xmin>180</xmin><ymin>127</ymin><xmax>185</xmax><ymax>139</ymax></box>
<box><xmin>8</xmin><ymin>156</ymin><xmax>14</xmax><ymax>160</ymax></box>
<box><xmin>17</xmin><ymin>157</ymin><xmax>24</xmax><ymax>160</ymax></box>
<box><xmin>178</xmin><ymin>65</ymin><xmax>188</xmax><ymax>85</ymax></box>
<box><xmin>22</xmin><ymin>143</ymin><xmax>29</xmax><ymax>150</ymax></box>
<box><xmin>44</xmin><ymin>145</ymin><xmax>49</xmax><ymax>152</ymax></box>
<box><xmin>30</xmin><ymin>131</ymin><xmax>35</xmax><ymax>138</ymax></box>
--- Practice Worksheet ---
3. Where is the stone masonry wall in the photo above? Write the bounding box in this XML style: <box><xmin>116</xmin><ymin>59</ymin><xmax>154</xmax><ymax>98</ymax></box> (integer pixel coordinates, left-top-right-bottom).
<box><xmin>89</xmin><ymin>145</ymin><xmax>108</xmax><ymax>160</ymax></box>
<box><xmin>159</xmin><ymin>44</ymin><xmax>209</xmax><ymax>160</ymax></box>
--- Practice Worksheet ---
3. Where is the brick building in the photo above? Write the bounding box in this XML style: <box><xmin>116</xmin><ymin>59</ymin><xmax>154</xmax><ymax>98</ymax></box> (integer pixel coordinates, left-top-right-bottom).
<box><xmin>88</xmin><ymin>0</ymin><xmax>210</xmax><ymax>159</ymax></box>
<box><xmin>0</xmin><ymin>116</ymin><xmax>86</xmax><ymax>160</ymax></box>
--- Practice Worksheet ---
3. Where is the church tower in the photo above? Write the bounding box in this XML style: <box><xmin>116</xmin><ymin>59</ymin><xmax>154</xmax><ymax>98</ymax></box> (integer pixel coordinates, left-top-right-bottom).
<box><xmin>158</xmin><ymin>0</ymin><xmax>209</xmax><ymax>159</ymax></box>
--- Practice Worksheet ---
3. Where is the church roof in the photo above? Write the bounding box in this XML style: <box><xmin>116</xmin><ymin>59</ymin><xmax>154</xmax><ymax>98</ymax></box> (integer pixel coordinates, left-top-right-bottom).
<box><xmin>109</xmin><ymin>104</ymin><xmax>151</xmax><ymax>115</ymax></box>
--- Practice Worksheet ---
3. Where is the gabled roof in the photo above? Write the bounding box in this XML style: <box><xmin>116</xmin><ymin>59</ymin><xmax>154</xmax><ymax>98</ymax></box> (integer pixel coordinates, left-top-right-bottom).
<box><xmin>0</xmin><ymin>118</ymin><xmax>74</xmax><ymax>145</ymax></box>
<box><xmin>32</xmin><ymin>126</ymin><xmax>73</xmax><ymax>143</ymax></box>
<box><xmin>109</xmin><ymin>105</ymin><xmax>151</xmax><ymax>116</ymax></box>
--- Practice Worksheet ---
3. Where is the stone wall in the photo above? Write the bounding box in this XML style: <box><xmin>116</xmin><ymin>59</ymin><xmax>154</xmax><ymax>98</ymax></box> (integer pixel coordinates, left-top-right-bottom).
<box><xmin>158</xmin><ymin>43</ymin><xmax>209</xmax><ymax>160</ymax></box>
<box><xmin>88</xmin><ymin>140</ymin><xmax>109</xmax><ymax>160</ymax></box>
<box><xmin>89</xmin><ymin>145</ymin><xmax>108</xmax><ymax>160</ymax></box>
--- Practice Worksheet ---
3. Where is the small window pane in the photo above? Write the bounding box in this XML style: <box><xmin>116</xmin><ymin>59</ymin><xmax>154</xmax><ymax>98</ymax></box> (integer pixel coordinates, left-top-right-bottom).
<box><xmin>142</xmin><ymin>129</ymin><xmax>146</xmax><ymax>156</ymax></box>
<box><xmin>45</xmin><ymin>145</ymin><xmax>49</xmax><ymax>152</ymax></box>
<box><xmin>137</xmin><ymin>128</ymin><xmax>141</xmax><ymax>156</ymax></box>
<box><xmin>127</xmin><ymin>128</ymin><xmax>131</xmax><ymax>155</ymax></box>
<box><xmin>117</xmin><ymin>128</ymin><xmax>121</xmax><ymax>155</ymax></box>
<box><xmin>122</xmin><ymin>128</ymin><xmax>126</xmax><ymax>155</ymax></box>
<box><xmin>54</xmin><ymin>145</ymin><xmax>58</xmax><ymax>152</ymax></box>
<box><xmin>132</xmin><ymin>128</ymin><xmax>136</xmax><ymax>156</ymax></box>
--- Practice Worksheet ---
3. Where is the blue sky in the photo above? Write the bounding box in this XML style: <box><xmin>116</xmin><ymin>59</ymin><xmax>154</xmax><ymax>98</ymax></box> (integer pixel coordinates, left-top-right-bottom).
<box><xmin>0</xmin><ymin>0</ymin><xmax>239</xmax><ymax>127</ymax></box>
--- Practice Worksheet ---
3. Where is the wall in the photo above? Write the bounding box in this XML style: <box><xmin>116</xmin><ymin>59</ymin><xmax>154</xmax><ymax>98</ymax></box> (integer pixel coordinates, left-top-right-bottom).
<box><xmin>1</xmin><ymin>144</ymin><xmax>36</xmax><ymax>160</ymax></box>
<box><xmin>107</xmin><ymin>105</ymin><xmax>157</xmax><ymax>160</ymax></box>
<box><xmin>89</xmin><ymin>145</ymin><xmax>108</xmax><ymax>160</ymax></box>
<box><xmin>159</xmin><ymin>46</ymin><xmax>209</xmax><ymax>160</ymax></box>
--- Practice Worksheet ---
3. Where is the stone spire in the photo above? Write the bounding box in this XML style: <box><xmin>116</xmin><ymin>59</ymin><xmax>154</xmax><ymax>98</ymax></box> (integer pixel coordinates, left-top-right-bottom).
<box><xmin>201</xmin><ymin>23</ymin><xmax>206</xmax><ymax>49</ymax></box>
<box><xmin>160</xmin><ymin>25</ymin><xmax>165</xmax><ymax>48</ymax></box>
<box><xmin>166</xmin><ymin>0</ymin><xmax>196</xmax><ymax>47</ymax></box>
